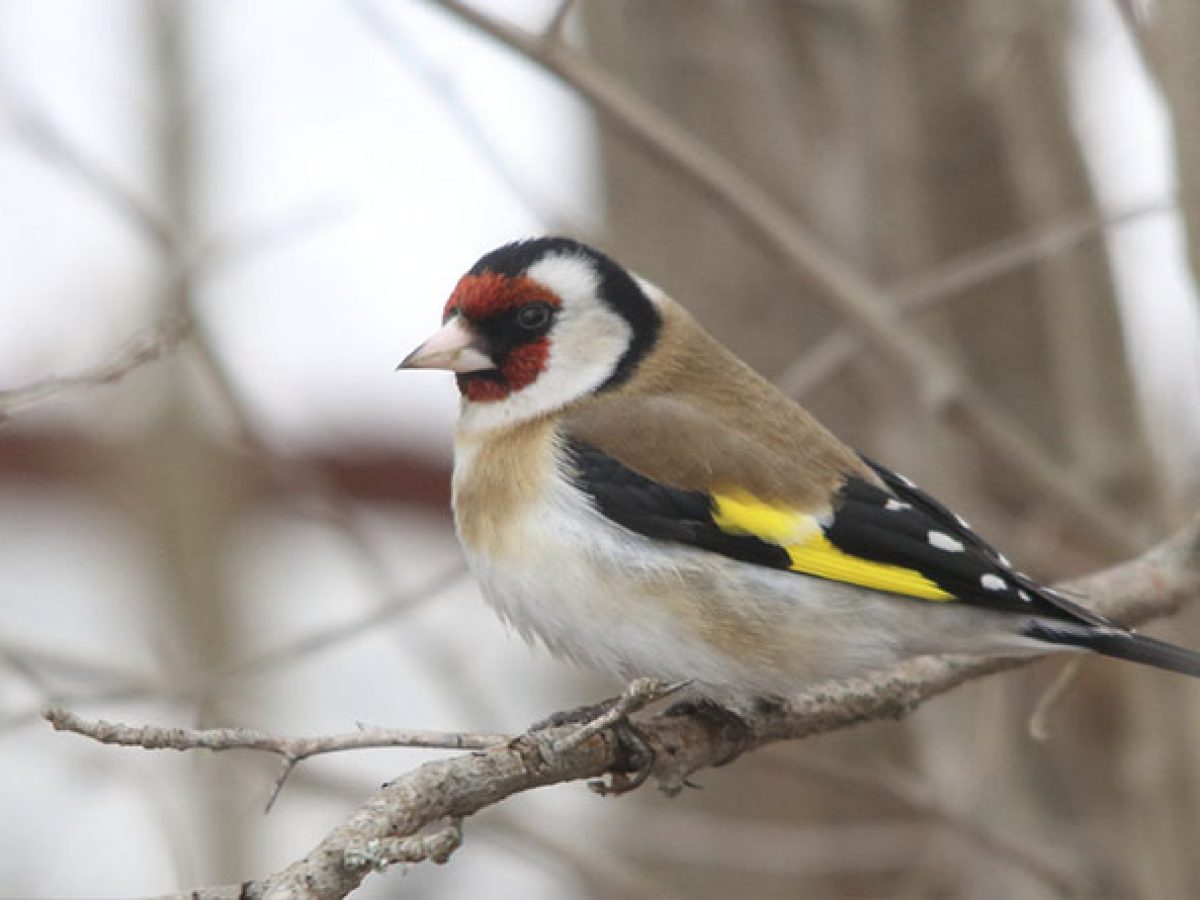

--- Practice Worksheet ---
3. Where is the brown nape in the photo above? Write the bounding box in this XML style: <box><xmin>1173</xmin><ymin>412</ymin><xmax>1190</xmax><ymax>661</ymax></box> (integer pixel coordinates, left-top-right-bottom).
<box><xmin>564</xmin><ymin>297</ymin><xmax>876</xmax><ymax>508</ymax></box>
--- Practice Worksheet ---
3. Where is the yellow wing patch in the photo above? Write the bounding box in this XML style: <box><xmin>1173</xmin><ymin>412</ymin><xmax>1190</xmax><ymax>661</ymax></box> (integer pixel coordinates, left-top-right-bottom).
<box><xmin>709</xmin><ymin>491</ymin><xmax>820</xmax><ymax>545</ymax></box>
<box><xmin>711</xmin><ymin>491</ymin><xmax>955</xmax><ymax>602</ymax></box>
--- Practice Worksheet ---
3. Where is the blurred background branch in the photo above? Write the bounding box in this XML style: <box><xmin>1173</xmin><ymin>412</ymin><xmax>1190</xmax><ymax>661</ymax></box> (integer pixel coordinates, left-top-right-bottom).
<box><xmin>3</xmin><ymin>1</ymin><xmax>1199</xmax><ymax>898</ymax></box>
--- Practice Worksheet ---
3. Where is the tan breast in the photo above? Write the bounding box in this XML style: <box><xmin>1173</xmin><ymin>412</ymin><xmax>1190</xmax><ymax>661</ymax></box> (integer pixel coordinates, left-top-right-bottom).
<box><xmin>452</xmin><ymin>415</ymin><xmax>560</xmax><ymax>559</ymax></box>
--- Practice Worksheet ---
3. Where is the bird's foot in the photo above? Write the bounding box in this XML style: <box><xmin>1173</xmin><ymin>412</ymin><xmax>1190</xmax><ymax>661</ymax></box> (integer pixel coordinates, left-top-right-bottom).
<box><xmin>528</xmin><ymin>678</ymin><xmax>690</xmax><ymax>795</ymax></box>
<box><xmin>588</xmin><ymin>717</ymin><xmax>656</xmax><ymax>796</ymax></box>
<box><xmin>664</xmin><ymin>696</ymin><xmax>755</xmax><ymax>767</ymax></box>
<box><xmin>528</xmin><ymin>698</ymin><xmax>617</xmax><ymax>733</ymax></box>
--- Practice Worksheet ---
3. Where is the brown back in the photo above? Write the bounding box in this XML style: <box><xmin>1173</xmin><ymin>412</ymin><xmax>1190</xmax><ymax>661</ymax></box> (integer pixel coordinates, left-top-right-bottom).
<box><xmin>564</xmin><ymin>298</ymin><xmax>874</xmax><ymax>510</ymax></box>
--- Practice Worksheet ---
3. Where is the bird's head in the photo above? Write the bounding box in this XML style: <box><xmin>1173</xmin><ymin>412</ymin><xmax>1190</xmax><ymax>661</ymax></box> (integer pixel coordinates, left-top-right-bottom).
<box><xmin>400</xmin><ymin>238</ymin><xmax>662</xmax><ymax>429</ymax></box>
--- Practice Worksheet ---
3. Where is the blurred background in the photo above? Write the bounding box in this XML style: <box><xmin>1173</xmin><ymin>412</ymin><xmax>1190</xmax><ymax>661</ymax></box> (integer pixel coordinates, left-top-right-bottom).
<box><xmin>2</xmin><ymin>0</ymin><xmax>1200</xmax><ymax>897</ymax></box>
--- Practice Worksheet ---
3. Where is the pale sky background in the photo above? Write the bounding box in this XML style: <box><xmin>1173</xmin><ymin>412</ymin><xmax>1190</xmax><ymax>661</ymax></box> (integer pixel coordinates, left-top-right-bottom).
<box><xmin>1</xmin><ymin>1</ymin><xmax>1198</xmax><ymax>897</ymax></box>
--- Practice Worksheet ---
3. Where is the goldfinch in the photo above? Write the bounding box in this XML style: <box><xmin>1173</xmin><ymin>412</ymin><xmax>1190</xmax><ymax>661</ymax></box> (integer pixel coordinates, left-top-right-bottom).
<box><xmin>399</xmin><ymin>236</ymin><xmax>1200</xmax><ymax>704</ymax></box>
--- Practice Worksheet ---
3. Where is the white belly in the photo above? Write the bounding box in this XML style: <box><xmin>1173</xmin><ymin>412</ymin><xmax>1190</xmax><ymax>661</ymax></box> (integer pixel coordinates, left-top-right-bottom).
<box><xmin>453</xmin><ymin>448</ymin><xmax>1049</xmax><ymax>703</ymax></box>
<box><xmin>460</xmin><ymin>471</ymin><xmax>911</xmax><ymax>702</ymax></box>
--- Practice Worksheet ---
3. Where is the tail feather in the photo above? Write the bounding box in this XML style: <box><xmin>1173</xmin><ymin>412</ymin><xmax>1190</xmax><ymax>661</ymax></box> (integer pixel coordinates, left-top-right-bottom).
<box><xmin>1023</xmin><ymin>621</ymin><xmax>1200</xmax><ymax>678</ymax></box>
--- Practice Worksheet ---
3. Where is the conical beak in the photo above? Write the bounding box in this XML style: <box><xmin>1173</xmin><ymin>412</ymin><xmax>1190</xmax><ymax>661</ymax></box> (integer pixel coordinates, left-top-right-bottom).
<box><xmin>398</xmin><ymin>317</ymin><xmax>495</xmax><ymax>373</ymax></box>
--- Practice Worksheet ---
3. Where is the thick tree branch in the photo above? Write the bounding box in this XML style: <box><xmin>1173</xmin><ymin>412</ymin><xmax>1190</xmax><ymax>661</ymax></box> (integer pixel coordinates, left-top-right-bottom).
<box><xmin>57</xmin><ymin>515</ymin><xmax>1200</xmax><ymax>900</ymax></box>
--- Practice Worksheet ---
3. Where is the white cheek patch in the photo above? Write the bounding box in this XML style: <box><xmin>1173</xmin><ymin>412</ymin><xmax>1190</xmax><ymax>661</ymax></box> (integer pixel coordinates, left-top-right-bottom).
<box><xmin>459</xmin><ymin>252</ymin><xmax>634</xmax><ymax>434</ymax></box>
<box><xmin>526</xmin><ymin>254</ymin><xmax>602</xmax><ymax>303</ymax></box>
<box><xmin>549</xmin><ymin>295</ymin><xmax>632</xmax><ymax>386</ymax></box>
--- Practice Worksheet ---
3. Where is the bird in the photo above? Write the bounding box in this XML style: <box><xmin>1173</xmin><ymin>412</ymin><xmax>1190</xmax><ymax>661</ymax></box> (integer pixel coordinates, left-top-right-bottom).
<box><xmin>398</xmin><ymin>236</ymin><xmax>1200</xmax><ymax>707</ymax></box>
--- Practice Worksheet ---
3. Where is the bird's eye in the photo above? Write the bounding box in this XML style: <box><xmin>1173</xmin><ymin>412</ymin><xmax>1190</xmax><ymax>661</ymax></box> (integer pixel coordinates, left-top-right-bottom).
<box><xmin>516</xmin><ymin>302</ymin><xmax>553</xmax><ymax>331</ymax></box>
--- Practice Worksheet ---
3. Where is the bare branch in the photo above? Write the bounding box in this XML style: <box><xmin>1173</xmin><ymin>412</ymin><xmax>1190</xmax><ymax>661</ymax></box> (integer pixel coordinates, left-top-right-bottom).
<box><xmin>542</xmin><ymin>0</ymin><xmax>578</xmax><ymax>48</ymax></box>
<box><xmin>479</xmin><ymin>813</ymin><xmax>684</xmax><ymax>899</ymax></box>
<box><xmin>211</xmin><ymin>564</ymin><xmax>468</xmax><ymax>690</ymax></box>
<box><xmin>424</xmin><ymin>0</ymin><xmax>1141</xmax><ymax>558</ymax></box>
<box><xmin>0</xmin><ymin>98</ymin><xmax>342</xmax><ymax>424</ymax></box>
<box><xmin>549</xmin><ymin>676</ymin><xmax>687</xmax><ymax>756</ymax></box>
<box><xmin>59</xmin><ymin>514</ymin><xmax>1200</xmax><ymax>899</ymax></box>
<box><xmin>776</xmin><ymin>199</ymin><xmax>1173</xmax><ymax>399</ymax></box>
<box><xmin>43</xmin><ymin>710</ymin><xmax>506</xmax><ymax>763</ymax></box>
<box><xmin>345</xmin><ymin>0</ymin><xmax>592</xmax><ymax>236</ymax></box>
<box><xmin>0</xmin><ymin>564</ymin><xmax>467</xmax><ymax>736</ymax></box>
<box><xmin>893</xmin><ymin>199</ymin><xmax>1172</xmax><ymax>313</ymax></box>
<box><xmin>196</xmin><ymin>200</ymin><xmax>354</xmax><ymax>277</ymax></box>
<box><xmin>44</xmin><ymin>708</ymin><xmax>511</xmax><ymax>813</ymax></box>
<box><xmin>0</xmin><ymin>314</ymin><xmax>191</xmax><ymax>420</ymax></box>
<box><xmin>1027</xmin><ymin>657</ymin><xmax>1084</xmax><ymax>742</ymax></box>
<box><xmin>0</xmin><ymin>73</ymin><xmax>174</xmax><ymax>251</ymax></box>
<box><xmin>0</xmin><ymin>640</ymin><xmax>147</xmax><ymax>686</ymax></box>
<box><xmin>757</xmin><ymin>751</ymin><xmax>1079</xmax><ymax>896</ymax></box>
<box><xmin>43</xmin><ymin>708</ymin><xmax>509</xmax><ymax>757</ymax></box>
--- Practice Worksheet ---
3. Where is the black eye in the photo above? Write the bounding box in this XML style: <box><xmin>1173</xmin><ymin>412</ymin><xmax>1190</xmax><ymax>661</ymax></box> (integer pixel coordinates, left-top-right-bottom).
<box><xmin>516</xmin><ymin>302</ymin><xmax>553</xmax><ymax>331</ymax></box>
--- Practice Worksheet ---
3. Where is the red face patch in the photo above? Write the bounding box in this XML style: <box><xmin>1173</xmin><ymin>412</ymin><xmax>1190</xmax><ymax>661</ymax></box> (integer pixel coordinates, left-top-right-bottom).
<box><xmin>444</xmin><ymin>273</ymin><xmax>561</xmax><ymax>323</ymax></box>
<box><xmin>456</xmin><ymin>372</ymin><xmax>509</xmax><ymax>403</ymax></box>
<box><xmin>444</xmin><ymin>273</ymin><xmax>561</xmax><ymax>403</ymax></box>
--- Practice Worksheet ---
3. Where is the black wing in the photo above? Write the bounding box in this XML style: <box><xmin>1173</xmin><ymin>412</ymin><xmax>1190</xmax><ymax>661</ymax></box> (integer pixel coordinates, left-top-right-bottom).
<box><xmin>567</xmin><ymin>439</ymin><xmax>1113</xmax><ymax>627</ymax></box>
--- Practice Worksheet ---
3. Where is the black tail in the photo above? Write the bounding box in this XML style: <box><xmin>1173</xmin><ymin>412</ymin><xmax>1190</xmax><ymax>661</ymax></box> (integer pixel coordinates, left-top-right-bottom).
<box><xmin>1023</xmin><ymin>621</ymin><xmax>1200</xmax><ymax>679</ymax></box>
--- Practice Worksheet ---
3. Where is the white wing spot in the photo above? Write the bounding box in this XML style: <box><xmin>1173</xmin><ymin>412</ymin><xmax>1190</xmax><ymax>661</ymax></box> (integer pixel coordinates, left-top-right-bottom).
<box><xmin>928</xmin><ymin>531</ymin><xmax>964</xmax><ymax>553</ymax></box>
<box><xmin>897</xmin><ymin>474</ymin><xmax>916</xmax><ymax>488</ymax></box>
<box><xmin>885</xmin><ymin>499</ymin><xmax>911</xmax><ymax>511</ymax></box>
<box><xmin>980</xmin><ymin>573</ymin><xmax>1006</xmax><ymax>592</ymax></box>
<box><xmin>1018</xmin><ymin>589</ymin><xmax>1032</xmax><ymax>603</ymax></box>
<box><xmin>996</xmin><ymin>552</ymin><xmax>1012</xmax><ymax>568</ymax></box>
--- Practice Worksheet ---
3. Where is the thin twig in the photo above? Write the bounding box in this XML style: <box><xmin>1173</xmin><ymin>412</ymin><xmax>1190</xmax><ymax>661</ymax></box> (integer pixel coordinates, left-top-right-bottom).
<box><xmin>895</xmin><ymin>199</ymin><xmax>1171</xmax><ymax>312</ymax></box>
<box><xmin>44</xmin><ymin>708</ymin><xmax>510</xmax><ymax>812</ymax></box>
<box><xmin>0</xmin><ymin>314</ymin><xmax>191</xmax><ymax>420</ymax></box>
<box><xmin>0</xmin><ymin>565</ymin><xmax>465</xmax><ymax>736</ymax></box>
<box><xmin>208</xmin><ymin>563</ymin><xmax>467</xmax><ymax>690</ymax></box>
<box><xmin>757</xmin><ymin>751</ymin><xmax>1079</xmax><ymax>897</ymax></box>
<box><xmin>0</xmin><ymin>72</ymin><xmax>174</xmax><ymax>251</ymax></box>
<box><xmin>542</xmin><ymin>0</ymin><xmax>578</xmax><ymax>47</ymax></box>
<box><xmin>479</xmin><ymin>813</ymin><xmax>685</xmax><ymax>900</ymax></box>
<box><xmin>1028</xmin><ymin>657</ymin><xmax>1085</xmax><ymax>742</ymax></box>
<box><xmin>0</xmin><ymin>194</ymin><xmax>346</xmax><ymax>420</ymax></box>
<box><xmin>1</xmin><ymin>69</ymin><xmax>347</xmax><ymax>425</ymax></box>
<box><xmin>605</xmin><ymin>806</ymin><xmax>930</xmax><ymax>877</ymax></box>
<box><xmin>776</xmin><ymin>199</ymin><xmax>1173</xmax><ymax>399</ymax></box>
<box><xmin>0</xmin><ymin>644</ymin><xmax>55</xmax><ymax>695</ymax></box>
<box><xmin>195</xmin><ymin>199</ymin><xmax>355</xmax><ymax>277</ymax></box>
<box><xmin>0</xmin><ymin>640</ymin><xmax>148</xmax><ymax>686</ymax></box>
<box><xmin>345</xmin><ymin>0</ymin><xmax>592</xmax><ymax>236</ymax></box>
<box><xmin>426</xmin><ymin>0</ymin><xmax>1140</xmax><ymax>558</ymax></box>
<box><xmin>43</xmin><ymin>708</ymin><xmax>508</xmax><ymax>755</ymax></box>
